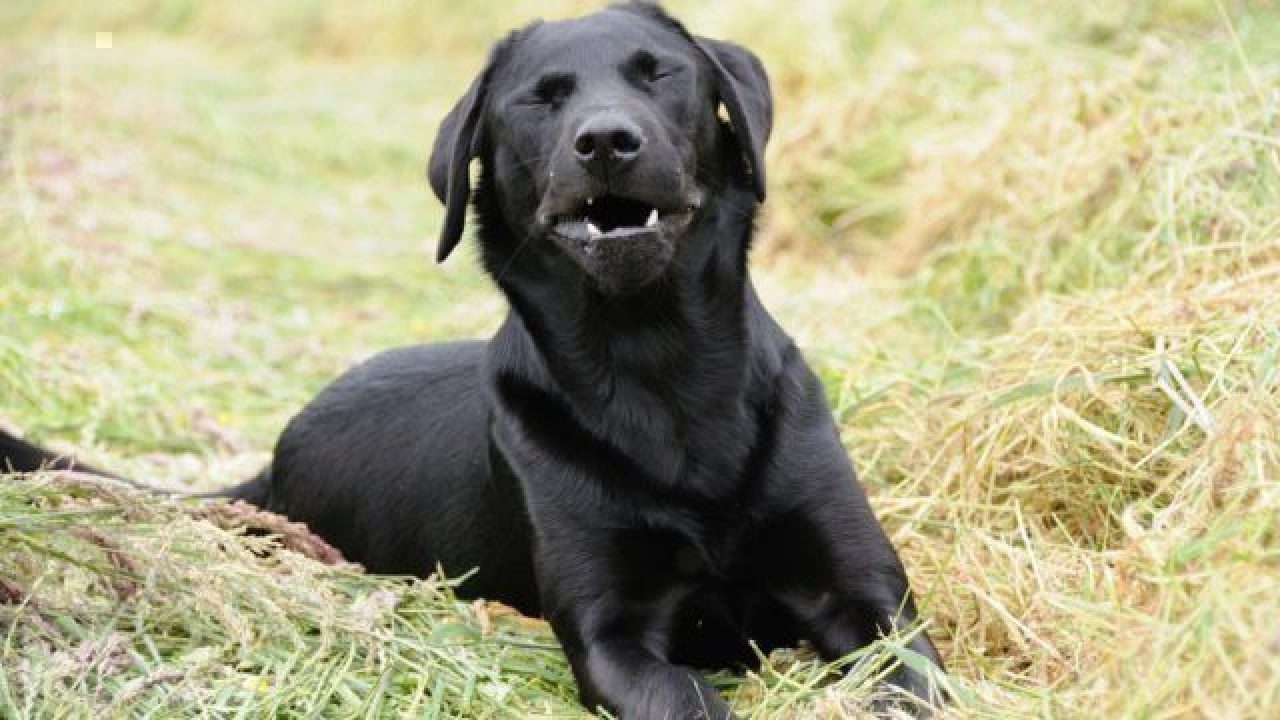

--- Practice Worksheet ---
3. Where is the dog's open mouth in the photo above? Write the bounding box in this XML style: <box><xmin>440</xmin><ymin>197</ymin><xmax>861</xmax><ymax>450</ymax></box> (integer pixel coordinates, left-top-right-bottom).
<box><xmin>545</xmin><ymin>193</ymin><xmax>698</xmax><ymax>292</ymax></box>
<box><xmin>552</xmin><ymin>194</ymin><xmax>662</xmax><ymax>239</ymax></box>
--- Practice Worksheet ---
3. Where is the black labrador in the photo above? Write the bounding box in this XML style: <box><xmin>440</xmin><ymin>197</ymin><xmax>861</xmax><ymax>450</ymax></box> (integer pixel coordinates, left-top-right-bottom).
<box><xmin>2</xmin><ymin>3</ymin><xmax>944</xmax><ymax>717</ymax></box>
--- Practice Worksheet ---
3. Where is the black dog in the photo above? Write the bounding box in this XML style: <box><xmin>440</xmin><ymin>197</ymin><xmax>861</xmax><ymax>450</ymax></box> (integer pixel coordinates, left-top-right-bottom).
<box><xmin>2</xmin><ymin>4</ymin><xmax>943</xmax><ymax>717</ymax></box>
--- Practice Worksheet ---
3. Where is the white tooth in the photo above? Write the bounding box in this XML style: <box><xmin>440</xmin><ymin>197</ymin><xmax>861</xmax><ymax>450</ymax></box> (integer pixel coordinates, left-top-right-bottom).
<box><xmin>586</xmin><ymin>222</ymin><xmax>602</xmax><ymax>237</ymax></box>
<box><xmin>645</xmin><ymin>208</ymin><xmax>659</xmax><ymax>228</ymax></box>
<box><xmin>586</xmin><ymin>197</ymin><xmax>594</xmax><ymax>206</ymax></box>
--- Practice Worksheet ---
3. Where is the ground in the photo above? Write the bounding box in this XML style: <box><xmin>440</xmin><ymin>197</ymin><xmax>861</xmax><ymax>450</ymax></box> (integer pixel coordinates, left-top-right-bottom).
<box><xmin>2</xmin><ymin>1</ymin><xmax>1278</xmax><ymax>717</ymax></box>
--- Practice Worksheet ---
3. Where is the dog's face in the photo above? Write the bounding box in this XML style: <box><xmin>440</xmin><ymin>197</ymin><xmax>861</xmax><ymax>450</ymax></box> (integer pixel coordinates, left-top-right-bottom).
<box><xmin>428</xmin><ymin>3</ymin><xmax>772</xmax><ymax>294</ymax></box>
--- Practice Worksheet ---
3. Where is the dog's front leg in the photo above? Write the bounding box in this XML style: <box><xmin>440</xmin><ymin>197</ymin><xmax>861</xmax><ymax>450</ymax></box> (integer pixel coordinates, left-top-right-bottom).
<box><xmin>491</xmin><ymin>405</ymin><xmax>737</xmax><ymax>718</ymax></box>
<box><xmin>570</xmin><ymin>633</ymin><xmax>735</xmax><ymax>720</ymax></box>
<box><xmin>537</xmin><ymin>552</ymin><xmax>737</xmax><ymax>720</ymax></box>
<box><xmin>757</xmin><ymin>490</ymin><xmax>943</xmax><ymax>714</ymax></box>
<box><xmin>764</xmin><ymin>366</ymin><xmax>946</xmax><ymax>710</ymax></box>
<box><xmin>764</xmin><ymin>489</ymin><xmax>946</xmax><ymax>714</ymax></box>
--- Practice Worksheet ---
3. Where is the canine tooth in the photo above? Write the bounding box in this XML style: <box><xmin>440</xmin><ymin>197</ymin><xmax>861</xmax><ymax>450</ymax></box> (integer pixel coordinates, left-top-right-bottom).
<box><xmin>586</xmin><ymin>222</ymin><xmax>602</xmax><ymax>237</ymax></box>
<box><xmin>645</xmin><ymin>208</ymin><xmax>659</xmax><ymax>227</ymax></box>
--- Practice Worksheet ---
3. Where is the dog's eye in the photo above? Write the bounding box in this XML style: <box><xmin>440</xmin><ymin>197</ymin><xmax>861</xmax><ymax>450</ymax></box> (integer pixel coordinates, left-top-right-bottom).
<box><xmin>632</xmin><ymin>51</ymin><xmax>675</xmax><ymax>84</ymax></box>
<box><xmin>532</xmin><ymin>73</ymin><xmax>575</xmax><ymax>107</ymax></box>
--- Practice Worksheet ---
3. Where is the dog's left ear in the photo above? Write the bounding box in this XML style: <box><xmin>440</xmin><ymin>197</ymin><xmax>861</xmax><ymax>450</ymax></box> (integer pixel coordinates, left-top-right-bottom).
<box><xmin>695</xmin><ymin>38</ymin><xmax>773</xmax><ymax>201</ymax></box>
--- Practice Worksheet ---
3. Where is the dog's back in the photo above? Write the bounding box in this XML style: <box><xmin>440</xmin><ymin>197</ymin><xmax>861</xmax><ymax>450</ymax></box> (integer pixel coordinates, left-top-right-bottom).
<box><xmin>263</xmin><ymin>340</ymin><xmax>541</xmax><ymax>611</ymax></box>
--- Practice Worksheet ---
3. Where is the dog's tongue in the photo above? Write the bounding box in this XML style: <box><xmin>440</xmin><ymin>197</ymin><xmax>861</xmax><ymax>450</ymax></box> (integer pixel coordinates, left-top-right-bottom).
<box><xmin>586</xmin><ymin>207</ymin><xmax>659</xmax><ymax>237</ymax></box>
<box><xmin>580</xmin><ymin>195</ymin><xmax>660</xmax><ymax>235</ymax></box>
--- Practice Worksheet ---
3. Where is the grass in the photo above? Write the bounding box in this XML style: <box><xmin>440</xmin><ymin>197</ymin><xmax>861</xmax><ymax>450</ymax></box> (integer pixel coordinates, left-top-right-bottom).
<box><xmin>2</xmin><ymin>0</ymin><xmax>1278</xmax><ymax>717</ymax></box>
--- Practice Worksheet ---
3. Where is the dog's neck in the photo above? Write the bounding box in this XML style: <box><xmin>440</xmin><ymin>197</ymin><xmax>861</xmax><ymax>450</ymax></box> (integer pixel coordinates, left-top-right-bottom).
<box><xmin>491</xmin><ymin>197</ymin><xmax>758</xmax><ymax>393</ymax></box>
<box><xmin>476</xmin><ymin>179</ymin><xmax>778</xmax><ymax>496</ymax></box>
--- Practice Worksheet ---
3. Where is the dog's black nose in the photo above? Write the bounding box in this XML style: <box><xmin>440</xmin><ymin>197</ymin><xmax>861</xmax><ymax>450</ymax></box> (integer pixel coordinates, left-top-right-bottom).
<box><xmin>573</xmin><ymin>115</ymin><xmax>644</xmax><ymax>171</ymax></box>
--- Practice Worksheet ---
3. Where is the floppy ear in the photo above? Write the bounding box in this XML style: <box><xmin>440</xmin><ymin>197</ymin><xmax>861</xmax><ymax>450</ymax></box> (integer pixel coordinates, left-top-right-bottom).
<box><xmin>695</xmin><ymin>37</ymin><xmax>773</xmax><ymax>201</ymax></box>
<box><xmin>427</xmin><ymin>51</ymin><xmax>501</xmax><ymax>263</ymax></box>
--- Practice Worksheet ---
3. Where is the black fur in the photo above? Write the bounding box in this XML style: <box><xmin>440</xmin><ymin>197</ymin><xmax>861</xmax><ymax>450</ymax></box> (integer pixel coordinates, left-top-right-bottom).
<box><xmin>1</xmin><ymin>432</ymin><xmax>100</xmax><ymax>475</ymax></box>
<box><xmin>2</xmin><ymin>4</ymin><xmax>944</xmax><ymax>718</ymax></box>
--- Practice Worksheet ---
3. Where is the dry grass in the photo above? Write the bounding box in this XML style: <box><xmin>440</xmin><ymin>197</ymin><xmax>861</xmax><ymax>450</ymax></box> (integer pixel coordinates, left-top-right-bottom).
<box><xmin>2</xmin><ymin>1</ymin><xmax>1278</xmax><ymax>717</ymax></box>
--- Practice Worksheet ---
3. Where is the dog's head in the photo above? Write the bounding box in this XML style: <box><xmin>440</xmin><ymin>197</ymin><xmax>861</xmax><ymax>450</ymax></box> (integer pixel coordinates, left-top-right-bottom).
<box><xmin>428</xmin><ymin>2</ymin><xmax>772</xmax><ymax>294</ymax></box>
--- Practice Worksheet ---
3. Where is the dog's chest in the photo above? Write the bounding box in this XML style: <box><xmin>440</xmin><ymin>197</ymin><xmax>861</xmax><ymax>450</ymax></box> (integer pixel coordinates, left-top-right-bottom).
<box><xmin>599</xmin><ymin>388</ymin><xmax>755</xmax><ymax>491</ymax></box>
<box><xmin>628</xmin><ymin>512</ymin><xmax>801</xmax><ymax>664</ymax></box>
<box><xmin>621</xmin><ymin>506</ymin><xmax>765</xmax><ymax>590</ymax></box>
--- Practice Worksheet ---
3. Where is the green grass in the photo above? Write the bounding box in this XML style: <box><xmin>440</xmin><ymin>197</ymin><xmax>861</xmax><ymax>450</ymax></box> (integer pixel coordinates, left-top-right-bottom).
<box><xmin>2</xmin><ymin>1</ymin><xmax>1279</xmax><ymax>717</ymax></box>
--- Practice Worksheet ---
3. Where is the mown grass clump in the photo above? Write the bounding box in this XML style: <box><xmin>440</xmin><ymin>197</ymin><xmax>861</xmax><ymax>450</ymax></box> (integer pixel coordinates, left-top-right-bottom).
<box><xmin>2</xmin><ymin>1</ymin><xmax>1278</xmax><ymax>717</ymax></box>
<box><xmin>1</xmin><ymin>475</ymin><xmax>583</xmax><ymax>716</ymax></box>
<box><xmin>1</xmin><ymin>474</ymin><xmax>930</xmax><ymax>716</ymax></box>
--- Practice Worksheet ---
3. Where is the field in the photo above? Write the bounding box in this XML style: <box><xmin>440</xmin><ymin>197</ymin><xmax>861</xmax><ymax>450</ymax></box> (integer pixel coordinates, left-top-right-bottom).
<box><xmin>2</xmin><ymin>1</ymin><xmax>1279</xmax><ymax>717</ymax></box>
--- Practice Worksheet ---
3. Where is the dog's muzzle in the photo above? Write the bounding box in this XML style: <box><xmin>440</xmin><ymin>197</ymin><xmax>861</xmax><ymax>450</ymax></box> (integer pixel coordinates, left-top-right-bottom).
<box><xmin>547</xmin><ymin>193</ymin><xmax>697</xmax><ymax>293</ymax></box>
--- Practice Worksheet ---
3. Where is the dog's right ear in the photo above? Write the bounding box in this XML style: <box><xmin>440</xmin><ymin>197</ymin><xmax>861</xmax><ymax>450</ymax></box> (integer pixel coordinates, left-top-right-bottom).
<box><xmin>427</xmin><ymin>38</ymin><xmax>515</xmax><ymax>263</ymax></box>
<box><xmin>427</xmin><ymin>70</ymin><xmax>489</xmax><ymax>263</ymax></box>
